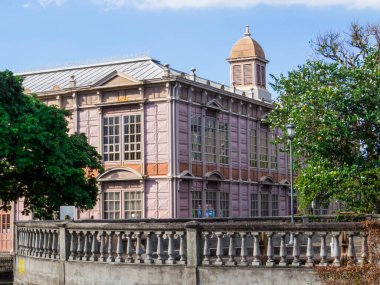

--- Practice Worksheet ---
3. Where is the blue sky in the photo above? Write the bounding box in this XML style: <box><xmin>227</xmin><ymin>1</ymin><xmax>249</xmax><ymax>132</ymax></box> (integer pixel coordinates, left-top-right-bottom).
<box><xmin>0</xmin><ymin>0</ymin><xmax>379</xmax><ymax>96</ymax></box>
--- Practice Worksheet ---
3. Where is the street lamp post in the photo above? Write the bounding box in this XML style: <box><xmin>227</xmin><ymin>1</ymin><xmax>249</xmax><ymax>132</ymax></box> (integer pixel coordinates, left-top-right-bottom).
<box><xmin>286</xmin><ymin>123</ymin><xmax>296</xmax><ymax>224</ymax></box>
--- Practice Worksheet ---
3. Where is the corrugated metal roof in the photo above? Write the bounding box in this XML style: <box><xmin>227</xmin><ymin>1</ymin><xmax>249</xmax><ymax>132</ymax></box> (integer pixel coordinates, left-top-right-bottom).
<box><xmin>18</xmin><ymin>56</ymin><xmax>166</xmax><ymax>93</ymax></box>
<box><xmin>17</xmin><ymin>56</ymin><xmax>249</xmax><ymax>98</ymax></box>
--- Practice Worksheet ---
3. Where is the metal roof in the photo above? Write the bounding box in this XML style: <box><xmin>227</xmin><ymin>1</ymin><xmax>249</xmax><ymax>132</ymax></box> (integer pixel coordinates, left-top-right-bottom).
<box><xmin>17</xmin><ymin>56</ymin><xmax>253</xmax><ymax>100</ymax></box>
<box><xmin>18</xmin><ymin>56</ymin><xmax>167</xmax><ymax>93</ymax></box>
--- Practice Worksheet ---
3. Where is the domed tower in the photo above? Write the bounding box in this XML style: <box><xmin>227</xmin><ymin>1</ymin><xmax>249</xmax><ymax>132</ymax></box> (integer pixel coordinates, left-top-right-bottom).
<box><xmin>227</xmin><ymin>26</ymin><xmax>271</xmax><ymax>101</ymax></box>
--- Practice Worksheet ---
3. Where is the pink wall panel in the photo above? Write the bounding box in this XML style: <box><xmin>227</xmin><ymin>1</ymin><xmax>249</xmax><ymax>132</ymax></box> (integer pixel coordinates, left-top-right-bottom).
<box><xmin>178</xmin><ymin>103</ymin><xmax>189</xmax><ymax>163</ymax></box>
<box><xmin>144</xmin><ymin>179</ymin><xmax>170</xmax><ymax>218</ymax></box>
<box><xmin>230</xmin><ymin>183</ymin><xmax>240</xmax><ymax>218</ymax></box>
<box><xmin>78</xmin><ymin>108</ymin><xmax>100</xmax><ymax>151</ymax></box>
<box><xmin>230</xmin><ymin>116</ymin><xmax>239</xmax><ymax>166</ymax></box>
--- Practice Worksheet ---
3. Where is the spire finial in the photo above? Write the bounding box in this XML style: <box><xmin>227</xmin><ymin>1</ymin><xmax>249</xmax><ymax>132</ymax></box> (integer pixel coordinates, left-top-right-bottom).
<box><xmin>244</xmin><ymin>25</ymin><xmax>251</xmax><ymax>37</ymax></box>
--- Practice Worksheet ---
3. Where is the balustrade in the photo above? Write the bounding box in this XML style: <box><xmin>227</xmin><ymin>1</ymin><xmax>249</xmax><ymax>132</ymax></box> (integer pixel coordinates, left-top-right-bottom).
<box><xmin>15</xmin><ymin>220</ymin><xmax>370</xmax><ymax>269</ymax></box>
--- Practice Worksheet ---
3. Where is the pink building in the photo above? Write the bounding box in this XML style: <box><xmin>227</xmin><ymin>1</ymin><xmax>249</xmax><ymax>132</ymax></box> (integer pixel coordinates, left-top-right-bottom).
<box><xmin>1</xmin><ymin>27</ymin><xmax>292</xmax><ymax>252</ymax></box>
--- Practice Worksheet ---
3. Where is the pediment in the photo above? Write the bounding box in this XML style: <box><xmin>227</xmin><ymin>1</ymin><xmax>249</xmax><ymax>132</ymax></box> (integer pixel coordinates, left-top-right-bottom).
<box><xmin>206</xmin><ymin>99</ymin><xmax>224</xmax><ymax>111</ymax></box>
<box><xmin>97</xmin><ymin>167</ymin><xmax>143</xmax><ymax>181</ymax></box>
<box><xmin>205</xmin><ymin>171</ymin><xmax>224</xmax><ymax>181</ymax></box>
<box><xmin>259</xmin><ymin>175</ymin><xmax>274</xmax><ymax>184</ymax></box>
<box><xmin>94</xmin><ymin>71</ymin><xmax>139</xmax><ymax>87</ymax></box>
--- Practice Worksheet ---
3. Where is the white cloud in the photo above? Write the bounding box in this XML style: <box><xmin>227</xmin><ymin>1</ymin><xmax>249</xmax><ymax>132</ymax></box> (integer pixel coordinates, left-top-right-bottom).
<box><xmin>91</xmin><ymin>0</ymin><xmax>380</xmax><ymax>10</ymax></box>
<box><xmin>37</xmin><ymin>0</ymin><xmax>67</xmax><ymax>7</ymax></box>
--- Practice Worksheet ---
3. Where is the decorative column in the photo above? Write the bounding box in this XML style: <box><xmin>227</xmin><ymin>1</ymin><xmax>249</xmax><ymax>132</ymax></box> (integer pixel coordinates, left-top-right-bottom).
<box><xmin>69</xmin><ymin>230</ymin><xmax>77</xmax><ymax>261</ymax></box>
<box><xmin>359</xmin><ymin>232</ymin><xmax>368</xmax><ymax>265</ymax></box>
<box><xmin>278</xmin><ymin>232</ymin><xmax>287</xmax><ymax>267</ymax></box>
<box><xmin>305</xmin><ymin>232</ymin><xmax>314</xmax><ymax>267</ymax></box>
<box><xmin>126</xmin><ymin>232</ymin><xmax>135</xmax><ymax>263</ymax></box>
<box><xmin>266</xmin><ymin>232</ymin><xmax>275</xmax><ymax>267</ymax></box>
<box><xmin>251</xmin><ymin>232</ymin><xmax>262</xmax><ymax>266</ymax></box>
<box><xmin>319</xmin><ymin>232</ymin><xmax>328</xmax><ymax>266</ymax></box>
<box><xmin>202</xmin><ymin>232</ymin><xmax>211</xmax><ymax>265</ymax></box>
<box><xmin>52</xmin><ymin>230</ymin><xmax>59</xmax><ymax>259</ymax></box>
<box><xmin>156</xmin><ymin>232</ymin><xmax>165</xmax><ymax>264</ymax></box>
<box><xmin>332</xmin><ymin>232</ymin><xmax>341</xmax><ymax>267</ymax></box>
<box><xmin>214</xmin><ymin>232</ymin><xmax>225</xmax><ymax>266</ymax></box>
<box><xmin>135</xmin><ymin>232</ymin><xmax>144</xmax><ymax>263</ymax></box>
<box><xmin>144</xmin><ymin>232</ymin><xmax>154</xmax><ymax>264</ymax></box>
<box><xmin>106</xmin><ymin>231</ymin><xmax>114</xmax><ymax>262</ymax></box>
<box><xmin>227</xmin><ymin>232</ymin><xmax>237</xmax><ymax>266</ymax></box>
<box><xmin>77</xmin><ymin>232</ymin><xmax>84</xmax><ymax>261</ymax></box>
<box><xmin>239</xmin><ymin>232</ymin><xmax>249</xmax><ymax>266</ymax></box>
<box><xmin>291</xmin><ymin>232</ymin><xmax>301</xmax><ymax>266</ymax></box>
<box><xmin>166</xmin><ymin>232</ymin><xmax>176</xmax><ymax>264</ymax></box>
<box><xmin>177</xmin><ymin>232</ymin><xmax>187</xmax><ymax>265</ymax></box>
<box><xmin>347</xmin><ymin>232</ymin><xmax>357</xmax><ymax>264</ymax></box>
<box><xmin>89</xmin><ymin>231</ymin><xmax>98</xmax><ymax>262</ymax></box>
<box><xmin>83</xmin><ymin>232</ymin><xmax>91</xmax><ymax>261</ymax></box>
<box><xmin>115</xmin><ymin>231</ymin><xmax>125</xmax><ymax>263</ymax></box>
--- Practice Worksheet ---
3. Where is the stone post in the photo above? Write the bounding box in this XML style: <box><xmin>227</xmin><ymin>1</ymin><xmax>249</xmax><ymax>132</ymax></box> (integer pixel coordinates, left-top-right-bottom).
<box><xmin>185</xmin><ymin>221</ymin><xmax>201</xmax><ymax>285</ymax></box>
<box><xmin>58</xmin><ymin>222</ymin><xmax>69</xmax><ymax>261</ymax></box>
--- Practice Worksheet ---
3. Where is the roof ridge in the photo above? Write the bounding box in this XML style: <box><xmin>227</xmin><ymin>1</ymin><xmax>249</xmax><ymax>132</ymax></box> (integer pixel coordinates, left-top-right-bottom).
<box><xmin>17</xmin><ymin>56</ymin><xmax>156</xmax><ymax>76</ymax></box>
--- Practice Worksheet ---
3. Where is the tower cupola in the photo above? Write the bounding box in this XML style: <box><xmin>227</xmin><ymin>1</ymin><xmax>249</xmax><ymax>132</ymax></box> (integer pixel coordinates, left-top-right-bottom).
<box><xmin>227</xmin><ymin>26</ymin><xmax>271</xmax><ymax>101</ymax></box>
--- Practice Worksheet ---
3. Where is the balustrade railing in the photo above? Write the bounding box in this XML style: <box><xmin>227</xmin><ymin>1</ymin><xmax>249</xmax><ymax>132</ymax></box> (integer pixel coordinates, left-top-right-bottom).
<box><xmin>15</xmin><ymin>219</ymin><xmax>368</xmax><ymax>268</ymax></box>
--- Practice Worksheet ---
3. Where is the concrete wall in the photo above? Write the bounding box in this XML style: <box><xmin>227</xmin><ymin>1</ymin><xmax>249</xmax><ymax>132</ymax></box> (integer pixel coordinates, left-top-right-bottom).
<box><xmin>14</xmin><ymin>255</ymin><xmax>321</xmax><ymax>285</ymax></box>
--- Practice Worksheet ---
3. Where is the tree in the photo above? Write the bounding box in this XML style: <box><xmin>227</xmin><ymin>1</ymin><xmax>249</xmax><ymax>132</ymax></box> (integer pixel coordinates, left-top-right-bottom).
<box><xmin>0</xmin><ymin>70</ymin><xmax>103</xmax><ymax>218</ymax></box>
<box><xmin>266</xmin><ymin>23</ymin><xmax>380</xmax><ymax>213</ymax></box>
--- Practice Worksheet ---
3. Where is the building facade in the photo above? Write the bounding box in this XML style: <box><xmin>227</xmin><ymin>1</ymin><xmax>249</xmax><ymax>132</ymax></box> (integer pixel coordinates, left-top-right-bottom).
<box><xmin>1</xmin><ymin>27</ymin><xmax>293</xmax><ymax>251</ymax></box>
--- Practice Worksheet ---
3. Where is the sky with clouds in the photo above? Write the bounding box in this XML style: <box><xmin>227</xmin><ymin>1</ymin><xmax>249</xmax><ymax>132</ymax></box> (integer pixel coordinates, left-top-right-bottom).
<box><xmin>0</xmin><ymin>0</ymin><xmax>379</xmax><ymax>95</ymax></box>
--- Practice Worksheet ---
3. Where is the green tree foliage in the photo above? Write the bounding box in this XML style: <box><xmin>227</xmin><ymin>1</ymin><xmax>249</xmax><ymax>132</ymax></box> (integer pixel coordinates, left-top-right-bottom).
<box><xmin>266</xmin><ymin>23</ymin><xmax>380</xmax><ymax>213</ymax></box>
<box><xmin>0</xmin><ymin>70</ymin><xmax>103</xmax><ymax>218</ymax></box>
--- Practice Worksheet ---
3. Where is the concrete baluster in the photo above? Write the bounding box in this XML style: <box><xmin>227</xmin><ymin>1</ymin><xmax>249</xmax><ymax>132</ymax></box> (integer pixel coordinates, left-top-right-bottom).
<box><xmin>318</xmin><ymin>232</ymin><xmax>328</xmax><ymax>266</ymax></box>
<box><xmin>99</xmin><ymin>231</ymin><xmax>107</xmax><ymax>262</ymax></box>
<box><xmin>214</xmin><ymin>232</ymin><xmax>225</xmax><ymax>266</ymax></box>
<box><xmin>144</xmin><ymin>232</ymin><xmax>154</xmax><ymax>264</ymax></box>
<box><xmin>166</xmin><ymin>232</ymin><xmax>176</xmax><ymax>264</ymax></box>
<box><xmin>251</xmin><ymin>232</ymin><xmax>262</xmax><ymax>266</ymax></box>
<box><xmin>43</xmin><ymin>230</ymin><xmax>49</xmax><ymax>258</ymax></box>
<box><xmin>52</xmin><ymin>230</ymin><xmax>59</xmax><ymax>259</ymax></box>
<box><xmin>156</xmin><ymin>232</ymin><xmax>166</xmax><ymax>264</ymax></box>
<box><xmin>291</xmin><ymin>232</ymin><xmax>301</xmax><ymax>266</ymax></box>
<box><xmin>38</xmin><ymin>229</ymin><xmax>44</xmax><ymax>257</ymax></box>
<box><xmin>83</xmin><ymin>232</ymin><xmax>91</xmax><ymax>261</ymax></box>
<box><xmin>115</xmin><ymin>231</ymin><xmax>125</xmax><ymax>263</ymax></box>
<box><xmin>33</xmin><ymin>229</ymin><xmax>39</xmax><ymax>256</ymax></box>
<box><xmin>89</xmin><ymin>231</ymin><xmax>98</xmax><ymax>262</ymax></box>
<box><xmin>135</xmin><ymin>232</ymin><xmax>144</xmax><ymax>263</ymax></box>
<box><xmin>177</xmin><ymin>232</ymin><xmax>186</xmax><ymax>265</ymax></box>
<box><xmin>47</xmin><ymin>230</ymin><xmax>53</xmax><ymax>258</ymax></box>
<box><xmin>347</xmin><ymin>232</ymin><xmax>357</xmax><ymax>264</ymax></box>
<box><xmin>69</xmin><ymin>230</ymin><xmax>77</xmax><ymax>260</ymax></box>
<box><xmin>332</xmin><ymin>232</ymin><xmax>341</xmax><ymax>266</ymax></box>
<box><xmin>359</xmin><ymin>232</ymin><xmax>368</xmax><ymax>265</ymax></box>
<box><xmin>227</xmin><ymin>232</ymin><xmax>237</xmax><ymax>266</ymax></box>
<box><xmin>29</xmin><ymin>229</ymin><xmax>34</xmax><ymax>256</ymax></box>
<box><xmin>126</xmin><ymin>232</ymin><xmax>135</xmax><ymax>263</ymax></box>
<box><xmin>77</xmin><ymin>232</ymin><xmax>84</xmax><ymax>261</ymax></box>
<box><xmin>266</xmin><ymin>232</ymin><xmax>275</xmax><ymax>267</ymax></box>
<box><xmin>278</xmin><ymin>232</ymin><xmax>287</xmax><ymax>267</ymax></box>
<box><xmin>106</xmin><ymin>231</ymin><xmax>114</xmax><ymax>262</ymax></box>
<box><xmin>202</xmin><ymin>232</ymin><xmax>211</xmax><ymax>265</ymax></box>
<box><xmin>239</xmin><ymin>232</ymin><xmax>249</xmax><ymax>266</ymax></box>
<box><xmin>305</xmin><ymin>232</ymin><xmax>314</xmax><ymax>267</ymax></box>
<box><xmin>27</xmin><ymin>230</ymin><xmax>31</xmax><ymax>255</ymax></box>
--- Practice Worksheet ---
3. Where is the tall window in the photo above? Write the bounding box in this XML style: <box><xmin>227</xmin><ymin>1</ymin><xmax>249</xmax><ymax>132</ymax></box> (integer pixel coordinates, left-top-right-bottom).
<box><xmin>103</xmin><ymin>192</ymin><xmax>120</xmax><ymax>219</ymax></box>
<box><xmin>271</xmin><ymin>194</ymin><xmax>278</xmax><ymax>216</ymax></box>
<box><xmin>270</xmin><ymin>134</ymin><xmax>278</xmax><ymax>170</ymax></box>
<box><xmin>220</xmin><ymin>192</ymin><xmax>230</xmax><ymax>217</ymax></box>
<box><xmin>124</xmin><ymin>115</ymin><xmax>142</xmax><ymax>160</ymax></box>
<box><xmin>103</xmin><ymin>116</ymin><xmax>120</xmax><ymax>161</ymax></box>
<box><xmin>232</xmin><ymin>65</ymin><xmax>242</xmax><ymax>85</ymax></box>
<box><xmin>191</xmin><ymin>117</ymin><xmax>202</xmax><ymax>161</ymax></box>
<box><xmin>256</xmin><ymin>64</ymin><xmax>265</xmax><ymax>87</ymax></box>
<box><xmin>191</xmin><ymin>191</ymin><xmax>202</xmax><ymax>218</ymax></box>
<box><xmin>250</xmin><ymin>129</ymin><xmax>257</xmax><ymax>167</ymax></box>
<box><xmin>103</xmin><ymin>114</ymin><xmax>142</xmax><ymax>162</ymax></box>
<box><xmin>205</xmin><ymin>191</ymin><xmax>217</xmax><ymax>217</ymax></box>
<box><xmin>205</xmin><ymin>118</ymin><xmax>216</xmax><ymax>163</ymax></box>
<box><xmin>261</xmin><ymin>192</ymin><xmax>270</xmax><ymax>217</ymax></box>
<box><xmin>259</xmin><ymin>131</ymin><xmax>268</xmax><ymax>168</ymax></box>
<box><xmin>243</xmin><ymin>64</ymin><xmax>253</xmax><ymax>85</ymax></box>
<box><xmin>124</xmin><ymin>191</ymin><xmax>142</xmax><ymax>218</ymax></box>
<box><xmin>250</xmin><ymin>193</ymin><xmax>259</xmax><ymax>217</ymax></box>
<box><xmin>219</xmin><ymin>122</ymin><xmax>229</xmax><ymax>164</ymax></box>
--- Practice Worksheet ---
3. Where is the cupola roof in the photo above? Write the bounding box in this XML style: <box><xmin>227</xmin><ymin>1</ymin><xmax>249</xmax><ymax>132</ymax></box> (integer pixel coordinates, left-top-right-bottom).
<box><xmin>229</xmin><ymin>26</ymin><xmax>265</xmax><ymax>60</ymax></box>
